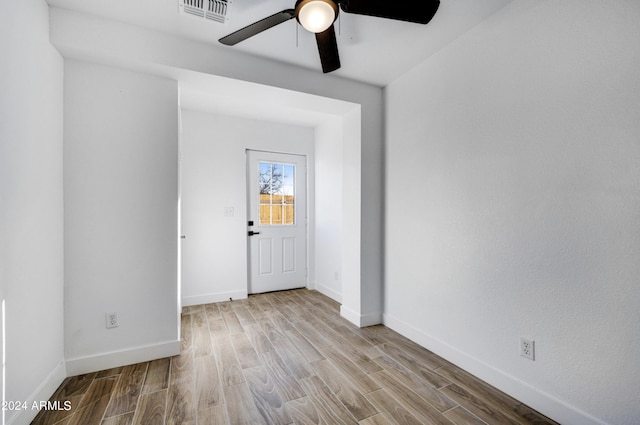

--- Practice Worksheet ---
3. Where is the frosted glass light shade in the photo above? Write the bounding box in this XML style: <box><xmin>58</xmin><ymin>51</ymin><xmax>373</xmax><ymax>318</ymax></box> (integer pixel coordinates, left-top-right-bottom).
<box><xmin>298</xmin><ymin>0</ymin><xmax>336</xmax><ymax>33</ymax></box>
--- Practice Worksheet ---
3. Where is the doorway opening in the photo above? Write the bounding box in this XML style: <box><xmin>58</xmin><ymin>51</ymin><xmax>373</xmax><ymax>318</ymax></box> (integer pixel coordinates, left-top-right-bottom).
<box><xmin>178</xmin><ymin>78</ymin><xmax>362</xmax><ymax>320</ymax></box>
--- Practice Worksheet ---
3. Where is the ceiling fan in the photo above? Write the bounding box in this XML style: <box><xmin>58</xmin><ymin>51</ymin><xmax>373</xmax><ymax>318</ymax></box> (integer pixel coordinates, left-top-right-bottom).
<box><xmin>219</xmin><ymin>0</ymin><xmax>440</xmax><ymax>73</ymax></box>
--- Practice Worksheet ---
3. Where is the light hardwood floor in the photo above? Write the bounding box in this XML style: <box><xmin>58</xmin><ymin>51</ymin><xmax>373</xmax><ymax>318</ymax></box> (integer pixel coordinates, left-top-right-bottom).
<box><xmin>32</xmin><ymin>289</ymin><xmax>558</xmax><ymax>425</ymax></box>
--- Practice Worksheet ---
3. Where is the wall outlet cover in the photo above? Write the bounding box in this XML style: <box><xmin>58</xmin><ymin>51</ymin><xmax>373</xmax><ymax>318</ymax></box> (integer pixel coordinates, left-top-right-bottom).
<box><xmin>106</xmin><ymin>312</ymin><xmax>119</xmax><ymax>329</ymax></box>
<box><xmin>520</xmin><ymin>337</ymin><xmax>535</xmax><ymax>361</ymax></box>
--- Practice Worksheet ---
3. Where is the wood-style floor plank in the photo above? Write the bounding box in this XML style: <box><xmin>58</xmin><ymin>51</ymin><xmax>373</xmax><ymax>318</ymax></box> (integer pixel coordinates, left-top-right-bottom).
<box><xmin>291</xmin><ymin>319</ymin><xmax>334</xmax><ymax>348</ymax></box>
<box><xmin>376</xmin><ymin>342</ymin><xmax>451</xmax><ymax>388</ymax></box>
<box><xmin>514</xmin><ymin>403</ymin><xmax>560</xmax><ymax>425</ymax></box>
<box><xmin>67</xmin><ymin>376</ymin><xmax>118</xmax><ymax>425</ymax></box>
<box><xmin>258</xmin><ymin>348</ymin><xmax>307</xmax><ymax>402</ymax></box>
<box><xmin>285</xmin><ymin>328</ymin><xmax>324</xmax><ymax>363</ymax></box>
<box><xmin>364</xmin><ymin>388</ymin><xmax>424</xmax><ymax>425</ymax></box>
<box><xmin>35</xmin><ymin>289</ymin><xmax>559</xmax><ymax>425</ymax></box>
<box><xmin>223</xmin><ymin>312</ymin><xmax>245</xmax><ymax>334</ymax></box>
<box><xmin>436</xmin><ymin>365</ymin><xmax>521</xmax><ymax>413</ymax></box>
<box><xmin>318</xmin><ymin>346</ymin><xmax>381</xmax><ymax>394</ymax></box>
<box><xmin>195</xmin><ymin>355</ymin><xmax>222</xmax><ymax>411</ymax></box>
<box><xmin>31</xmin><ymin>373</ymin><xmax>97</xmax><ymax>425</ymax></box>
<box><xmin>244</xmin><ymin>365</ymin><xmax>291</xmax><ymax>425</ymax></box>
<box><xmin>230</xmin><ymin>332</ymin><xmax>262</xmax><ymax>369</ymax></box>
<box><xmin>103</xmin><ymin>362</ymin><xmax>148</xmax><ymax>418</ymax></box>
<box><xmin>223</xmin><ymin>382</ymin><xmax>268</xmax><ymax>425</ymax></box>
<box><xmin>371</xmin><ymin>325</ymin><xmax>452</xmax><ymax>370</ymax></box>
<box><xmin>207</xmin><ymin>317</ymin><xmax>227</xmax><ymax>335</ymax></box>
<box><xmin>214</xmin><ymin>333</ymin><xmax>245</xmax><ymax>387</ymax></box>
<box><xmin>443</xmin><ymin>406</ymin><xmax>488</xmax><ymax>425</ymax></box>
<box><xmin>192</xmin><ymin>319</ymin><xmax>213</xmax><ymax>358</ymax></box>
<box><xmin>373</xmin><ymin>354</ymin><xmax>456</xmax><ymax>412</ymax></box>
<box><xmin>370</xmin><ymin>370</ymin><xmax>454</xmax><ymax>425</ymax></box>
<box><xmin>234</xmin><ymin>306</ymin><xmax>257</xmax><ymax>326</ymax></box>
<box><xmin>142</xmin><ymin>358</ymin><xmax>170</xmax><ymax>394</ymax></box>
<box><xmin>441</xmin><ymin>383</ymin><xmax>516</xmax><ymax>425</ymax></box>
<box><xmin>313</xmin><ymin>320</ymin><xmax>383</xmax><ymax>375</ymax></box>
<box><xmin>197</xmin><ymin>405</ymin><xmax>229</xmax><ymax>424</ymax></box>
<box><xmin>266</xmin><ymin>326</ymin><xmax>314</xmax><ymax>381</ymax></box>
<box><xmin>131</xmin><ymin>390</ymin><xmax>167</xmax><ymax>425</ymax></box>
<box><xmin>205</xmin><ymin>303</ymin><xmax>222</xmax><ymax>321</ymax></box>
<box><xmin>244</xmin><ymin>323</ymin><xmax>274</xmax><ymax>355</ymax></box>
<box><xmin>58</xmin><ymin>373</ymin><xmax>99</xmax><ymax>397</ymax></box>
<box><xmin>285</xmin><ymin>396</ymin><xmax>323</xmax><ymax>425</ymax></box>
<box><xmin>299</xmin><ymin>376</ymin><xmax>359</xmax><ymax>425</ymax></box>
<box><xmin>266</xmin><ymin>310</ymin><xmax>296</xmax><ymax>332</ymax></box>
<box><xmin>358</xmin><ymin>413</ymin><xmax>394</xmax><ymax>425</ymax></box>
<box><xmin>310</xmin><ymin>358</ymin><xmax>378</xmax><ymax>421</ymax></box>
<box><xmin>101</xmin><ymin>412</ymin><xmax>134</xmax><ymax>425</ymax></box>
<box><xmin>166</xmin><ymin>376</ymin><xmax>196</xmax><ymax>425</ymax></box>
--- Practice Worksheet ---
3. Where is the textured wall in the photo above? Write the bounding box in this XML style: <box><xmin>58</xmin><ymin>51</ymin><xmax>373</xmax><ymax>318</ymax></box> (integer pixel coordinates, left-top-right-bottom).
<box><xmin>64</xmin><ymin>60</ymin><xmax>179</xmax><ymax>370</ymax></box>
<box><xmin>384</xmin><ymin>1</ymin><xmax>640</xmax><ymax>424</ymax></box>
<box><xmin>0</xmin><ymin>1</ymin><xmax>65</xmax><ymax>424</ymax></box>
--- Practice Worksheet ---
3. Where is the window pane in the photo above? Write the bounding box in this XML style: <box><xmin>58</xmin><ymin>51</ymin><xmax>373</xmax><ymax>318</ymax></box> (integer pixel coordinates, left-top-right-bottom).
<box><xmin>272</xmin><ymin>164</ymin><xmax>284</xmax><ymax>194</ymax></box>
<box><xmin>259</xmin><ymin>162</ymin><xmax>272</xmax><ymax>195</ymax></box>
<box><xmin>284</xmin><ymin>205</ymin><xmax>294</xmax><ymax>225</ymax></box>
<box><xmin>272</xmin><ymin>194</ymin><xmax>283</xmax><ymax>205</ymax></box>
<box><xmin>283</xmin><ymin>165</ymin><xmax>294</xmax><ymax>186</ymax></box>
<box><xmin>272</xmin><ymin>205</ymin><xmax>283</xmax><ymax>224</ymax></box>
<box><xmin>259</xmin><ymin>205</ymin><xmax>271</xmax><ymax>225</ymax></box>
<box><xmin>283</xmin><ymin>166</ymin><xmax>293</xmax><ymax>200</ymax></box>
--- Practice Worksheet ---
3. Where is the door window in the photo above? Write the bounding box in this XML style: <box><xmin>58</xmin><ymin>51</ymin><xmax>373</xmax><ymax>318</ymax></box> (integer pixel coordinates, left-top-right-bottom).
<box><xmin>258</xmin><ymin>161</ymin><xmax>295</xmax><ymax>225</ymax></box>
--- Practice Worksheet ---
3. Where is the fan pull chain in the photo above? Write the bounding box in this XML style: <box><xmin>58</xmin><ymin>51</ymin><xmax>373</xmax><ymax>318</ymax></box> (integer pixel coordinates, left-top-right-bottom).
<box><xmin>296</xmin><ymin>21</ymin><xmax>299</xmax><ymax>47</ymax></box>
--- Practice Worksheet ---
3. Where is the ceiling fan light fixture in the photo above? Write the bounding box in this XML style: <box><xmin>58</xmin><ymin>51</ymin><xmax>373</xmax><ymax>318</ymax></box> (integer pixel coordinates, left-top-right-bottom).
<box><xmin>296</xmin><ymin>0</ymin><xmax>338</xmax><ymax>33</ymax></box>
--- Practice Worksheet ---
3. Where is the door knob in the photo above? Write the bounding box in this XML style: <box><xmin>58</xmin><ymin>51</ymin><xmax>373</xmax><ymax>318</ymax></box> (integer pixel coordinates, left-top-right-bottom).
<box><xmin>248</xmin><ymin>231</ymin><xmax>261</xmax><ymax>236</ymax></box>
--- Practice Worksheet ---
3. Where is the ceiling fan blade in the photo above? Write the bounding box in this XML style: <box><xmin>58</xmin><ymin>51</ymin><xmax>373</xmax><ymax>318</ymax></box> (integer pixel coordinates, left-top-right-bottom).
<box><xmin>315</xmin><ymin>25</ymin><xmax>341</xmax><ymax>73</ymax></box>
<box><xmin>339</xmin><ymin>0</ymin><xmax>440</xmax><ymax>24</ymax></box>
<box><xmin>219</xmin><ymin>9</ymin><xmax>296</xmax><ymax>46</ymax></box>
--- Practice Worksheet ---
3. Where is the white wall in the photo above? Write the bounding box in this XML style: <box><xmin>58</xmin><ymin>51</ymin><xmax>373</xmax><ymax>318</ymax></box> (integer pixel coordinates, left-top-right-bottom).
<box><xmin>384</xmin><ymin>1</ymin><xmax>640</xmax><ymax>424</ymax></box>
<box><xmin>180</xmin><ymin>110</ymin><xmax>314</xmax><ymax>305</ymax></box>
<box><xmin>314</xmin><ymin>118</ymin><xmax>344</xmax><ymax>300</ymax></box>
<box><xmin>0</xmin><ymin>1</ymin><xmax>65</xmax><ymax>424</ymax></box>
<box><xmin>64</xmin><ymin>60</ymin><xmax>180</xmax><ymax>374</ymax></box>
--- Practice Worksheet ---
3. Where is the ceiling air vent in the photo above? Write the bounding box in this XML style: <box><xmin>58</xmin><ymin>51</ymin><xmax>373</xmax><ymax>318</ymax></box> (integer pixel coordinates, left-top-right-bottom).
<box><xmin>179</xmin><ymin>0</ymin><xmax>230</xmax><ymax>23</ymax></box>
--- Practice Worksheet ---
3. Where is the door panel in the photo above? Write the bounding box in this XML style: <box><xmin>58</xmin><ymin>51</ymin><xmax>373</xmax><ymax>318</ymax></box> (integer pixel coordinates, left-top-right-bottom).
<box><xmin>282</xmin><ymin>237</ymin><xmax>296</xmax><ymax>273</ymax></box>
<box><xmin>259</xmin><ymin>238</ymin><xmax>273</xmax><ymax>275</ymax></box>
<box><xmin>247</xmin><ymin>150</ymin><xmax>307</xmax><ymax>294</ymax></box>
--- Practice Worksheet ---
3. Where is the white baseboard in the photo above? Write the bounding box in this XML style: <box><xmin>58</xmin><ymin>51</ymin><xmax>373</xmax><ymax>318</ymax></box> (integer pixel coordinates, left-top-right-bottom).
<box><xmin>312</xmin><ymin>282</ymin><xmax>342</xmax><ymax>304</ymax></box>
<box><xmin>6</xmin><ymin>361</ymin><xmax>66</xmax><ymax>425</ymax></box>
<box><xmin>65</xmin><ymin>340</ymin><xmax>180</xmax><ymax>376</ymax></box>
<box><xmin>182</xmin><ymin>290</ymin><xmax>248</xmax><ymax>308</ymax></box>
<box><xmin>382</xmin><ymin>313</ymin><xmax>608</xmax><ymax>425</ymax></box>
<box><xmin>340</xmin><ymin>305</ymin><xmax>382</xmax><ymax>328</ymax></box>
<box><xmin>359</xmin><ymin>311</ymin><xmax>383</xmax><ymax>327</ymax></box>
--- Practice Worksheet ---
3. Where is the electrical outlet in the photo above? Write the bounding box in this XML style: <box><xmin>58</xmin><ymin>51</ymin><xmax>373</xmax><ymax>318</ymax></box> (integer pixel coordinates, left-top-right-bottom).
<box><xmin>106</xmin><ymin>312</ymin><xmax>119</xmax><ymax>329</ymax></box>
<box><xmin>520</xmin><ymin>337</ymin><xmax>535</xmax><ymax>361</ymax></box>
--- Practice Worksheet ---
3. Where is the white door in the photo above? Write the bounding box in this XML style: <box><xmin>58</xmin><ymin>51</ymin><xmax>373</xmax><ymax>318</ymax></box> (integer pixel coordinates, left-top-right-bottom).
<box><xmin>247</xmin><ymin>150</ymin><xmax>307</xmax><ymax>294</ymax></box>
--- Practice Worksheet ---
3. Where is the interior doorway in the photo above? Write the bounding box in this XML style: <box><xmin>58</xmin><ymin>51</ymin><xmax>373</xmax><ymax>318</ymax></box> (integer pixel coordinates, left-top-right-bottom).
<box><xmin>178</xmin><ymin>78</ymin><xmax>365</xmax><ymax>324</ymax></box>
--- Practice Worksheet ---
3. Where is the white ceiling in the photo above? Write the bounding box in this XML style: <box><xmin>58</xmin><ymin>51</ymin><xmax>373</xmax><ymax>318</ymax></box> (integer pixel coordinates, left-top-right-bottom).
<box><xmin>46</xmin><ymin>0</ymin><xmax>515</xmax><ymax>86</ymax></box>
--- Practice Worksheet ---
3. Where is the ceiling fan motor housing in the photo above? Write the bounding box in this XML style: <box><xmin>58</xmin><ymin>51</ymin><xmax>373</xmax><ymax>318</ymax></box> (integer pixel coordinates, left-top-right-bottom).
<box><xmin>294</xmin><ymin>0</ymin><xmax>339</xmax><ymax>33</ymax></box>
